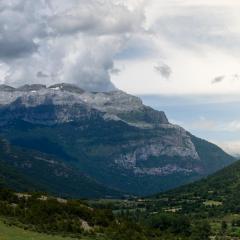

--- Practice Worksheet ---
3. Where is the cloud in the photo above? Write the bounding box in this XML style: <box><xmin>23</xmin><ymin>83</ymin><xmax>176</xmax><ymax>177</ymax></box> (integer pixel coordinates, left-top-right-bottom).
<box><xmin>110</xmin><ymin>68</ymin><xmax>121</xmax><ymax>75</ymax></box>
<box><xmin>223</xmin><ymin>120</ymin><xmax>240</xmax><ymax>132</ymax></box>
<box><xmin>232</xmin><ymin>74</ymin><xmax>240</xmax><ymax>81</ymax></box>
<box><xmin>150</xmin><ymin>4</ymin><xmax>240</xmax><ymax>53</ymax></box>
<box><xmin>190</xmin><ymin>117</ymin><xmax>218</xmax><ymax>131</ymax></box>
<box><xmin>0</xmin><ymin>1</ymin><xmax>46</xmax><ymax>60</ymax></box>
<box><xmin>36</xmin><ymin>71</ymin><xmax>49</xmax><ymax>78</ymax></box>
<box><xmin>0</xmin><ymin>0</ymin><xmax>146</xmax><ymax>91</ymax></box>
<box><xmin>48</xmin><ymin>0</ymin><xmax>144</xmax><ymax>36</ymax></box>
<box><xmin>189</xmin><ymin>116</ymin><xmax>240</xmax><ymax>132</ymax></box>
<box><xmin>154</xmin><ymin>63</ymin><xmax>172</xmax><ymax>79</ymax></box>
<box><xmin>212</xmin><ymin>75</ymin><xmax>225</xmax><ymax>84</ymax></box>
<box><xmin>112</xmin><ymin>1</ymin><xmax>240</xmax><ymax>95</ymax></box>
<box><xmin>216</xmin><ymin>141</ymin><xmax>240</xmax><ymax>156</ymax></box>
<box><xmin>2</xmin><ymin>0</ymin><xmax>240</xmax><ymax>95</ymax></box>
<box><xmin>211</xmin><ymin>74</ymin><xmax>240</xmax><ymax>84</ymax></box>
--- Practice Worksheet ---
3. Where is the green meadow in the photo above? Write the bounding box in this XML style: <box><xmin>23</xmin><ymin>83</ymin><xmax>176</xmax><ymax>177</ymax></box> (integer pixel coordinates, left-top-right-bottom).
<box><xmin>0</xmin><ymin>220</ymin><xmax>74</xmax><ymax>240</ymax></box>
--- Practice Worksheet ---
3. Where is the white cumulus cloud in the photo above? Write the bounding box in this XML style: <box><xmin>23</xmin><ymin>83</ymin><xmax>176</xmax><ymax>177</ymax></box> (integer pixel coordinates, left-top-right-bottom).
<box><xmin>0</xmin><ymin>0</ymin><xmax>146</xmax><ymax>91</ymax></box>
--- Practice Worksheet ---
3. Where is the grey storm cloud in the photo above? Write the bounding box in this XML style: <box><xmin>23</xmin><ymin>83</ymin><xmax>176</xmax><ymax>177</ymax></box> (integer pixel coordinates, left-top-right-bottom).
<box><xmin>36</xmin><ymin>71</ymin><xmax>49</xmax><ymax>78</ymax></box>
<box><xmin>0</xmin><ymin>38</ymin><xmax>37</xmax><ymax>60</ymax></box>
<box><xmin>211</xmin><ymin>74</ymin><xmax>240</xmax><ymax>84</ymax></box>
<box><xmin>212</xmin><ymin>75</ymin><xmax>225</xmax><ymax>84</ymax></box>
<box><xmin>154</xmin><ymin>63</ymin><xmax>172</xmax><ymax>79</ymax></box>
<box><xmin>0</xmin><ymin>1</ymin><xmax>46</xmax><ymax>60</ymax></box>
<box><xmin>48</xmin><ymin>0</ymin><xmax>143</xmax><ymax>36</ymax></box>
<box><xmin>110</xmin><ymin>68</ymin><xmax>121</xmax><ymax>75</ymax></box>
<box><xmin>0</xmin><ymin>0</ymin><xmax>145</xmax><ymax>92</ymax></box>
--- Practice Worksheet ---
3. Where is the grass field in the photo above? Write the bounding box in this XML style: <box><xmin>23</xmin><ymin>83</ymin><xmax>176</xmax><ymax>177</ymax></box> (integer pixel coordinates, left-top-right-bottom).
<box><xmin>0</xmin><ymin>220</ymin><xmax>75</xmax><ymax>240</ymax></box>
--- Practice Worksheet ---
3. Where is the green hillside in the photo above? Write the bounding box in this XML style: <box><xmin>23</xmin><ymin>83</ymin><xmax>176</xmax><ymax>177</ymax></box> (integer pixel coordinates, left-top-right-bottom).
<box><xmin>0</xmin><ymin>118</ymin><xmax>235</xmax><ymax>197</ymax></box>
<box><xmin>0</xmin><ymin>138</ymin><xmax>123</xmax><ymax>198</ymax></box>
<box><xmin>152</xmin><ymin>159</ymin><xmax>240</xmax><ymax>215</ymax></box>
<box><xmin>0</xmin><ymin>220</ymin><xmax>75</xmax><ymax>240</ymax></box>
<box><xmin>86</xmin><ymin>160</ymin><xmax>240</xmax><ymax>239</ymax></box>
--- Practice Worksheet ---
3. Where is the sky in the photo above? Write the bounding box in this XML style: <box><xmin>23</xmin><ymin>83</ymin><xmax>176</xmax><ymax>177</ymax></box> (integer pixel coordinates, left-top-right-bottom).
<box><xmin>0</xmin><ymin>0</ymin><xmax>240</xmax><ymax>154</ymax></box>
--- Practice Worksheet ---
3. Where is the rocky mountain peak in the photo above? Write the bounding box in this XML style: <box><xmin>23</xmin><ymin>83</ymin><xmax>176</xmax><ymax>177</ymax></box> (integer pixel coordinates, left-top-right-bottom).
<box><xmin>48</xmin><ymin>83</ymin><xmax>85</xmax><ymax>94</ymax></box>
<box><xmin>17</xmin><ymin>84</ymin><xmax>47</xmax><ymax>92</ymax></box>
<box><xmin>0</xmin><ymin>83</ymin><xmax>169</xmax><ymax>127</ymax></box>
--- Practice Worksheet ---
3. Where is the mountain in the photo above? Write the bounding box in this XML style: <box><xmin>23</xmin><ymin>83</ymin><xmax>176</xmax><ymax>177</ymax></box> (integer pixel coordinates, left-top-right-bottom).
<box><xmin>0</xmin><ymin>83</ymin><xmax>235</xmax><ymax>196</ymax></box>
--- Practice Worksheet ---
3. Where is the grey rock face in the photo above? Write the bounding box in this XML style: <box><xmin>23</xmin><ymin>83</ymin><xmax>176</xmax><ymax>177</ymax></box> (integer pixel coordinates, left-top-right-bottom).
<box><xmin>133</xmin><ymin>165</ymin><xmax>195</xmax><ymax>176</ymax></box>
<box><xmin>114</xmin><ymin>124</ymin><xmax>200</xmax><ymax>174</ymax></box>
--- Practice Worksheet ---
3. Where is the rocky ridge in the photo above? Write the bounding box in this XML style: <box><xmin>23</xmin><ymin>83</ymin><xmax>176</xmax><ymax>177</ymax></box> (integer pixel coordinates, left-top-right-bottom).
<box><xmin>0</xmin><ymin>83</ymin><xmax>168</xmax><ymax>126</ymax></box>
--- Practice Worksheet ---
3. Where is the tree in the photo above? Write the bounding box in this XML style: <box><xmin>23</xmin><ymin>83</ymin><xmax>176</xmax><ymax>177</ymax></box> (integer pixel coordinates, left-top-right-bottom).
<box><xmin>221</xmin><ymin>221</ymin><xmax>227</xmax><ymax>234</ymax></box>
<box><xmin>192</xmin><ymin>220</ymin><xmax>211</xmax><ymax>240</ymax></box>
